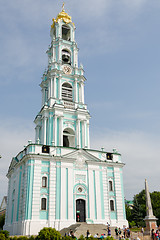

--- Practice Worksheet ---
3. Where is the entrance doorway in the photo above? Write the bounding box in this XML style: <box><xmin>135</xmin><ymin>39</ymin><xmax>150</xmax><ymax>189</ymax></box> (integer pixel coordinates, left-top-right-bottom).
<box><xmin>76</xmin><ymin>199</ymin><xmax>86</xmax><ymax>222</ymax></box>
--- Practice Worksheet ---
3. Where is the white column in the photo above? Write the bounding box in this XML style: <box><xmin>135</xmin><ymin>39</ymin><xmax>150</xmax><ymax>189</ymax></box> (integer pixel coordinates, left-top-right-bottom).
<box><xmin>53</xmin><ymin>115</ymin><xmax>57</xmax><ymax>146</ymax></box>
<box><xmin>68</xmin><ymin>167</ymin><xmax>73</xmax><ymax>220</ymax></box>
<box><xmin>88</xmin><ymin>168</ymin><xmax>95</xmax><ymax>220</ymax></box>
<box><xmin>84</xmin><ymin>121</ymin><xmax>87</xmax><ymax>148</ymax></box>
<box><xmin>95</xmin><ymin>170</ymin><xmax>101</xmax><ymax>219</ymax></box>
<box><xmin>53</xmin><ymin>76</ymin><xmax>57</xmax><ymax>98</ymax></box>
<box><xmin>58</xmin><ymin>77</ymin><xmax>62</xmax><ymax>100</ymax></box>
<box><xmin>48</xmin><ymin>161</ymin><xmax>56</xmax><ymax>225</ymax></box>
<box><xmin>48</xmin><ymin>80</ymin><xmax>51</xmax><ymax>99</ymax></box>
<box><xmin>50</xmin><ymin>77</ymin><xmax>53</xmax><ymax>98</ymax></box>
<box><xmin>87</xmin><ymin>123</ymin><xmax>90</xmax><ymax>148</ymax></box>
<box><xmin>82</xmin><ymin>121</ymin><xmax>85</xmax><ymax>148</ymax></box>
<box><xmin>42</xmin><ymin>88</ymin><xmax>45</xmax><ymax>106</ymax></box>
<box><xmin>114</xmin><ymin>167</ymin><xmax>124</xmax><ymax>221</ymax></box>
<box><xmin>53</xmin><ymin>46</ymin><xmax>56</xmax><ymax>62</ymax></box>
<box><xmin>32</xmin><ymin>160</ymin><xmax>41</xmax><ymax>220</ymax></box>
<box><xmin>43</xmin><ymin>117</ymin><xmax>47</xmax><ymax>145</ymax></box>
<box><xmin>81</xmin><ymin>82</ymin><xmax>84</xmax><ymax>104</ymax></box>
<box><xmin>76</xmin><ymin>119</ymin><xmax>80</xmax><ymax>148</ymax></box>
<box><xmin>74</xmin><ymin>79</ymin><xmax>78</xmax><ymax>102</ymax></box>
<box><xmin>61</xmin><ymin>165</ymin><xmax>66</xmax><ymax>220</ymax></box>
<box><xmin>103</xmin><ymin>169</ymin><xmax>110</xmax><ymax>220</ymax></box>
<box><xmin>35</xmin><ymin>126</ymin><xmax>40</xmax><ymax>143</ymax></box>
<box><xmin>59</xmin><ymin>116</ymin><xmax>63</xmax><ymax>146</ymax></box>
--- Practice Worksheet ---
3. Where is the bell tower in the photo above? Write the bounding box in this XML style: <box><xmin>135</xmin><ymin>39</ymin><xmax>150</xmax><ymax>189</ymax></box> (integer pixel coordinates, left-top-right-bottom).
<box><xmin>34</xmin><ymin>5</ymin><xmax>90</xmax><ymax>149</ymax></box>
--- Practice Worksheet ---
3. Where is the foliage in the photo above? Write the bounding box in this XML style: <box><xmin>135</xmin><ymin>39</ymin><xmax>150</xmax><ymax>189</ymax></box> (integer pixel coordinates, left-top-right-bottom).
<box><xmin>126</xmin><ymin>189</ymin><xmax>160</xmax><ymax>227</ymax></box>
<box><xmin>151</xmin><ymin>191</ymin><xmax>160</xmax><ymax>226</ymax></box>
<box><xmin>0</xmin><ymin>233</ymin><xmax>6</xmax><ymax>240</ymax></box>
<box><xmin>36</xmin><ymin>227</ymin><xmax>61</xmax><ymax>240</ymax></box>
<box><xmin>129</xmin><ymin>221</ymin><xmax>136</xmax><ymax>228</ymax></box>
<box><xmin>106</xmin><ymin>237</ymin><xmax>114</xmax><ymax>240</ymax></box>
<box><xmin>28</xmin><ymin>236</ymin><xmax>35</xmax><ymax>240</ymax></box>
<box><xmin>0</xmin><ymin>230</ymin><xmax>9</xmax><ymax>239</ymax></box>
<box><xmin>0</xmin><ymin>215</ymin><xmax>5</xmax><ymax>230</ymax></box>
<box><xmin>78</xmin><ymin>235</ymin><xmax>85</xmax><ymax>240</ymax></box>
<box><xmin>17</xmin><ymin>237</ymin><xmax>28</xmax><ymax>240</ymax></box>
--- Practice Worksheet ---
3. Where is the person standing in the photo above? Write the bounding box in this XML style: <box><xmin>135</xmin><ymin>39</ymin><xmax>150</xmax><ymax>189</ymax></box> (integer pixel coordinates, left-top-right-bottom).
<box><xmin>108</xmin><ymin>227</ymin><xmax>111</xmax><ymax>237</ymax></box>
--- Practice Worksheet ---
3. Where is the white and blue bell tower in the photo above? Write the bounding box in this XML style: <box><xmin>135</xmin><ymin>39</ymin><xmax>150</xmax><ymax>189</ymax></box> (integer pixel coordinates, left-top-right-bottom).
<box><xmin>4</xmin><ymin>6</ymin><xmax>128</xmax><ymax>236</ymax></box>
<box><xmin>34</xmin><ymin>7</ymin><xmax>90</xmax><ymax>149</ymax></box>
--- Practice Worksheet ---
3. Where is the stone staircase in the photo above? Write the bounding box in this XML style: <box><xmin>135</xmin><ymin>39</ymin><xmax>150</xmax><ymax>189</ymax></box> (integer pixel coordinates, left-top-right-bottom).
<box><xmin>60</xmin><ymin>223</ymin><xmax>116</xmax><ymax>239</ymax></box>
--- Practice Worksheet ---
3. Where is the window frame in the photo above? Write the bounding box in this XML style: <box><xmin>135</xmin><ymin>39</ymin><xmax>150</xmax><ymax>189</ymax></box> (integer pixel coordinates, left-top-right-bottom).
<box><xmin>110</xmin><ymin>199</ymin><xmax>115</xmax><ymax>211</ymax></box>
<box><xmin>109</xmin><ymin>180</ymin><xmax>113</xmax><ymax>191</ymax></box>
<box><xmin>41</xmin><ymin>197</ymin><xmax>47</xmax><ymax>211</ymax></box>
<box><xmin>42</xmin><ymin>176</ymin><xmax>47</xmax><ymax>188</ymax></box>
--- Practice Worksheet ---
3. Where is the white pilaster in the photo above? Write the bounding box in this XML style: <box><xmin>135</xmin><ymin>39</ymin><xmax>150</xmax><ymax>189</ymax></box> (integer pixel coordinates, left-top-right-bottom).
<box><xmin>61</xmin><ymin>165</ymin><xmax>66</xmax><ymax>220</ymax></box>
<box><xmin>82</xmin><ymin>121</ymin><xmax>85</xmax><ymax>148</ymax></box>
<box><xmin>87</xmin><ymin>123</ymin><xmax>90</xmax><ymax>148</ymax></box>
<box><xmin>114</xmin><ymin>167</ymin><xmax>124</xmax><ymax>221</ymax></box>
<box><xmin>53</xmin><ymin>76</ymin><xmax>57</xmax><ymax>98</ymax></box>
<box><xmin>103</xmin><ymin>169</ymin><xmax>110</xmax><ymax>220</ymax></box>
<box><xmin>95</xmin><ymin>170</ymin><xmax>101</xmax><ymax>220</ymax></box>
<box><xmin>59</xmin><ymin>116</ymin><xmax>63</xmax><ymax>146</ymax></box>
<box><xmin>81</xmin><ymin>82</ymin><xmax>84</xmax><ymax>104</ymax></box>
<box><xmin>76</xmin><ymin>119</ymin><xmax>80</xmax><ymax>148</ymax></box>
<box><xmin>43</xmin><ymin>117</ymin><xmax>47</xmax><ymax>145</ymax></box>
<box><xmin>53</xmin><ymin>115</ymin><xmax>57</xmax><ymax>146</ymax></box>
<box><xmin>68</xmin><ymin>167</ymin><xmax>73</xmax><ymax>220</ymax></box>
<box><xmin>48</xmin><ymin>161</ymin><xmax>56</xmax><ymax>224</ymax></box>
<box><xmin>84</xmin><ymin>121</ymin><xmax>87</xmax><ymax>148</ymax></box>
<box><xmin>58</xmin><ymin>77</ymin><xmax>62</xmax><ymax>100</ymax></box>
<box><xmin>88</xmin><ymin>168</ymin><xmax>95</xmax><ymax>220</ymax></box>
<box><xmin>32</xmin><ymin>160</ymin><xmax>41</xmax><ymax>220</ymax></box>
<box><xmin>74</xmin><ymin>79</ymin><xmax>78</xmax><ymax>102</ymax></box>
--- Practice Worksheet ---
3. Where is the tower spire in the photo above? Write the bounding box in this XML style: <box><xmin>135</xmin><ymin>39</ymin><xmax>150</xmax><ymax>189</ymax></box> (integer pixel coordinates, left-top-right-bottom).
<box><xmin>62</xmin><ymin>2</ymin><xmax>65</xmax><ymax>11</ymax></box>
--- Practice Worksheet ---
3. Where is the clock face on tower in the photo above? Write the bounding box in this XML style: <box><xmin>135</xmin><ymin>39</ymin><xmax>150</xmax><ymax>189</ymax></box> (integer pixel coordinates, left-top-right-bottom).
<box><xmin>63</xmin><ymin>65</ymin><xmax>72</xmax><ymax>74</ymax></box>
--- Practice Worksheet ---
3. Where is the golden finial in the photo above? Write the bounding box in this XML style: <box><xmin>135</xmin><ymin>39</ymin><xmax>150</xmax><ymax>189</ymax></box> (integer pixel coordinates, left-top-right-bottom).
<box><xmin>62</xmin><ymin>2</ymin><xmax>65</xmax><ymax>11</ymax></box>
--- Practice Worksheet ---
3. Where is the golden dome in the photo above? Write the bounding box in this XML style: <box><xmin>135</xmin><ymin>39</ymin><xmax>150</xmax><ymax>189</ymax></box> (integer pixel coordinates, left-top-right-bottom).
<box><xmin>51</xmin><ymin>4</ymin><xmax>73</xmax><ymax>28</ymax></box>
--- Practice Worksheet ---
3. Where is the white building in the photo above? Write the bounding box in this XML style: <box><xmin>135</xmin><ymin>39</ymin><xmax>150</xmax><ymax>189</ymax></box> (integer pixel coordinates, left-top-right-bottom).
<box><xmin>4</xmin><ymin>7</ymin><xmax>128</xmax><ymax>236</ymax></box>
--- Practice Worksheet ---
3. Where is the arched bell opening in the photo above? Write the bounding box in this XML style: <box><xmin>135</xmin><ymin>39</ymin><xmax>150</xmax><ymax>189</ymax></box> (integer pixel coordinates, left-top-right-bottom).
<box><xmin>62</xmin><ymin>82</ymin><xmax>73</xmax><ymax>102</ymax></box>
<box><xmin>62</xmin><ymin>24</ymin><xmax>71</xmax><ymax>41</ymax></box>
<box><xmin>63</xmin><ymin>128</ymin><xmax>75</xmax><ymax>147</ymax></box>
<box><xmin>62</xmin><ymin>49</ymin><xmax>71</xmax><ymax>65</ymax></box>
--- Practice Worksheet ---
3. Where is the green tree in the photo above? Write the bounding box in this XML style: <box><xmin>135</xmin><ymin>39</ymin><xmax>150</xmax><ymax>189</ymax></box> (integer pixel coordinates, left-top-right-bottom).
<box><xmin>126</xmin><ymin>190</ymin><xmax>160</xmax><ymax>227</ymax></box>
<box><xmin>151</xmin><ymin>191</ymin><xmax>160</xmax><ymax>226</ymax></box>
<box><xmin>37</xmin><ymin>227</ymin><xmax>61</xmax><ymax>240</ymax></box>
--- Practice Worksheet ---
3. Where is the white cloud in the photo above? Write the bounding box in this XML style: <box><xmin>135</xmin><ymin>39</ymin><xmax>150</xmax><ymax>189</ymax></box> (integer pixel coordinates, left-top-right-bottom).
<box><xmin>91</xmin><ymin>129</ymin><xmax>160</xmax><ymax>199</ymax></box>
<box><xmin>0</xmin><ymin>118</ymin><xmax>34</xmax><ymax>200</ymax></box>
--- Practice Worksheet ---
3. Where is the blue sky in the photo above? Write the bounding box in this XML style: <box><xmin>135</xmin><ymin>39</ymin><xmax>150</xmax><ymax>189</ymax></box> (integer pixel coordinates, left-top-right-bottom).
<box><xmin>0</xmin><ymin>0</ymin><xmax>160</xmax><ymax>201</ymax></box>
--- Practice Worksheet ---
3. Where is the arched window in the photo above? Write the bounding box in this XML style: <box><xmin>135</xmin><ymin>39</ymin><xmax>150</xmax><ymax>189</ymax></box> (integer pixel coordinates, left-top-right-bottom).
<box><xmin>110</xmin><ymin>200</ymin><xmax>114</xmax><ymax>211</ymax></box>
<box><xmin>62</xmin><ymin>25</ymin><xmax>71</xmax><ymax>41</ymax></box>
<box><xmin>62</xmin><ymin>82</ymin><xmax>73</xmax><ymax>101</ymax></box>
<box><xmin>62</xmin><ymin>49</ymin><xmax>71</xmax><ymax>65</ymax></box>
<box><xmin>109</xmin><ymin>180</ymin><xmax>113</xmax><ymax>191</ymax></box>
<box><xmin>41</xmin><ymin>198</ymin><xmax>47</xmax><ymax>210</ymax></box>
<box><xmin>42</xmin><ymin>176</ymin><xmax>47</xmax><ymax>188</ymax></box>
<box><xmin>63</xmin><ymin>128</ymin><xmax>75</xmax><ymax>147</ymax></box>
